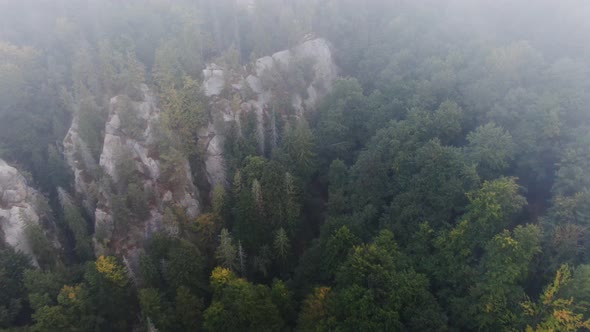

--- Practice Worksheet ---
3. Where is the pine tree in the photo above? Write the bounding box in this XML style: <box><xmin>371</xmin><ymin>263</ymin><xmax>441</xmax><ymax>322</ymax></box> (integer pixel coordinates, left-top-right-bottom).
<box><xmin>215</xmin><ymin>229</ymin><xmax>238</xmax><ymax>271</ymax></box>
<box><xmin>273</xmin><ymin>228</ymin><xmax>290</xmax><ymax>263</ymax></box>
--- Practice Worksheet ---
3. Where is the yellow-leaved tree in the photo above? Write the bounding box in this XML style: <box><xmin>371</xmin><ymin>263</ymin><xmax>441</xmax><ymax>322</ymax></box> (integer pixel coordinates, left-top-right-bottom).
<box><xmin>95</xmin><ymin>255</ymin><xmax>129</xmax><ymax>288</ymax></box>
<box><xmin>521</xmin><ymin>264</ymin><xmax>590</xmax><ymax>331</ymax></box>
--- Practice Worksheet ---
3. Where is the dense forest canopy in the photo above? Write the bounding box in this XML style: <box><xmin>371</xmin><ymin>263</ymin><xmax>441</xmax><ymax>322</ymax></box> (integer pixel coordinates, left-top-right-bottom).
<box><xmin>1</xmin><ymin>0</ymin><xmax>590</xmax><ymax>331</ymax></box>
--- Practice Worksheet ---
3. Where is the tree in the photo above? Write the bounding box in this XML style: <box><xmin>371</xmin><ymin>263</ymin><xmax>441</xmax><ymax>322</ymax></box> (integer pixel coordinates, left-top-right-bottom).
<box><xmin>327</xmin><ymin>159</ymin><xmax>349</xmax><ymax>215</ymax></box>
<box><xmin>203</xmin><ymin>267</ymin><xmax>284</xmax><ymax>331</ymax></box>
<box><xmin>522</xmin><ymin>265</ymin><xmax>590</xmax><ymax>331</ymax></box>
<box><xmin>58</xmin><ymin>188</ymin><xmax>93</xmax><ymax>260</ymax></box>
<box><xmin>174</xmin><ymin>286</ymin><xmax>204</xmax><ymax>331</ymax></box>
<box><xmin>466</xmin><ymin>123</ymin><xmax>516</xmax><ymax>179</ymax></box>
<box><xmin>86</xmin><ymin>256</ymin><xmax>134</xmax><ymax>330</ymax></box>
<box><xmin>24</xmin><ymin>268</ymin><xmax>70</xmax><ymax>313</ymax></box>
<box><xmin>461</xmin><ymin>177</ymin><xmax>527</xmax><ymax>248</ymax></box>
<box><xmin>350</xmin><ymin>105</ymin><xmax>472</xmax><ymax>220</ymax></box>
<box><xmin>0</xmin><ymin>248</ymin><xmax>32</xmax><ymax>328</ymax></box>
<box><xmin>314</xmin><ymin>78</ymin><xmax>367</xmax><ymax>166</ymax></box>
<box><xmin>194</xmin><ymin>213</ymin><xmax>224</xmax><ymax>257</ymax></box>
<box><xmin>271</xmin><ymin>280</ymin><xmax>296</xmax><ymax>326</ymax></box>
<box><xmin>165</xmin><ymin>241</ymin><xmax>207</xmax><ymax>296</ymax></box>
<box><xmin>433</xmin><ymin>178</ymin><xmax>529</xmax><ymax>329</ymax></box>
<box><xmin>297</xmin><ymin>287</ymin><xmax>333</xmax><ymax>332</ymax></box>
<box><xmin>215</xmin><ymin>229</ymin><xmax>238</xmax><ymax>271</ymax></box>
<box><xmin>325</xmin><ymin>230</ymin><xmax>446</xmax><ymax>331</ymax></box>
<box><xmin>280</xmin><ymin>117</ymin><xmax>316</xmax><ymax>178</ymax></box>
<box><xmin>542</xmin><ymin>191</ymin><xmax>590</xmax><ymax>269</ymax></box>
<box><xmin>320</xmin><ymin>226</ymin><xmax>359</xmax><ymax>281</ymax></box>
<box><xmin>95</xmin><ymin>255</ymin><xmax>128</xmax><ymax>288</ymax></box>
<box><xmin>553</xmin><ymin>128</ymin><xmax>590</xmax><ymax>196</ymax></box>
<box><xmin>385</xmin><ymin>139</ymin><xmax>479</xmax><ymax>241</ymax></box>
<box><xmin>273</xmin><ymin>228</ymin><xmax>290</xmax><ymax>263</ymax></box>
<box><xmin>160</xmin><ymin>76</ymin><xmax>208</xmax><ymax>156</ymax></box>
<box><xmin>117</xmin><ymin>95</ymin><xmax>146</xmax><ymax>140</ymax></box>
<box><xmin>139</xmin><ymin>287</ymin><xmax>177</xmax><ymax>331</ymax></box>
<box><xmin>31</xmin><ymin>305</ymin><xmax>71</xmax><ymax>331</ymax></box>
<box><xmin>211</xmin><ymin>185</ymin><xmax>226</xmax><ymax>216</ymax></box>
<box><xmin>470</xmin><ymin>225</ymin><xmax>542</xmax><ymax>330</ymax></box>
<box><xmin>564</xmin><ymin>264</ymin><xmax>590</xmax><ymax>312</ymax></box>
<box><xmin>284</xmin><ymin>172</ymin><xmax>300</xmax><ymax>234</ymax></box>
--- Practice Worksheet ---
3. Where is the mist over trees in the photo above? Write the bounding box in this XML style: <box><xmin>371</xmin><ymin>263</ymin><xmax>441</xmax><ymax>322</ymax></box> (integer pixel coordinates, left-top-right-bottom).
<box><xmin>1</xmin><ymin>0</ymin><xmax>590</xmax><ymax>331</ymax></box>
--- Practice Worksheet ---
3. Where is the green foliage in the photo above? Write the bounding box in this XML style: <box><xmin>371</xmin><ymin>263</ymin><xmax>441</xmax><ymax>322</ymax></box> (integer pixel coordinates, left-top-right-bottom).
<box><xmin>78</xmin><ymin>96</ymin><xmax>106</xmax><ymax>160</ymax></box>
<box><xmin>82</xmin><ymin>257</ymin><xmax>135</xmax><ymax>330</ymax></box>
<box><xmin>279</xmin><ymin>117</ymin><xmax>316</xmax><ymax>178</ymax></box>
<box><xmin>174</xmin><ymin>286</ymin><xmax>204</xmax><ymax>331</ymax></box>
<box><xmin>21</xmin><ymin>215</ymin><xmax>57</xmax><ymax>268</ymax></box>
<box><xmin>159</xmin><ymin>75</ymin><xmax>208</xmax><ymax>156</ymax></box>
<box><xmin>522</xmin><ymin>265</ymin><xmax>590</xmax><ymax>331</ymax></box>
<box><xmin>98</xmin><ymin>40</ymin><xmax>146</xmax><ymax>99</ymax></box>
<box><xmin>542</xmin><ymin>190</ymin><xmax>590</xmax><ymax>271</ymax></box>
<box><xmin>116</xmin><ymin>95</ymin><xmax>145</xmax><ymax>140</ymax></box>
<box><xmin>386</xmin><ymin>139</ymin><xmax>479</xmax><ymax>239</ymax></box>
<box><xmin>259</xmin><ymin>56</ymin><xmax>315</xmax><ymax>113</ymax></box>
<box><xmin>2</xmin><ymin>1</ymin><xmax>590</xmax><ymax>331</ymax></box>
<box><xmin>165</xmin><ymin>241</ymin><xmax>207</xmax><ymax>296</ymax></box>
<box><xmin>553</xmin><ymin>129</ymin><xmax>590</xmax><ymax>196</ymax></box>
<box><xmin>139</xmin><ymin>288</ymin><xmax>172</xmax><ymax>330</ymax></box>
<box><xmin>27</xmin><ymin>257</ymin><xmax>134</xmax><ymax>331</ymax></box>
<box><xmin>138</xmin><ymin>286</ymin><xmax>203</xmax><ymax>332</ymax></box>
<box><xmin>215</xmin><ymin>229</ymin><xmax>238</xmax><ymax>271</ymax></box>
<box><xmin>271</xmin><ymin>279</ymin><xmax>296</xmax><ymax>325</ymax></box>
<box><xmin>0</xmin><ymin>249</ymin><xmax>32</xmax><ymax>328</ymax></box>
<box><xmin>231</xmin><ymin>157</ymin><xmax>303</xmax><ymax>253</ymax></box>
<box><xmin>273</xmin><ymin>228</ymin><xmax>290</xmax><ymax>263</ymax></box>
<box><xmin>322</xmin><ymin>230</ymin><xmax>446</xmax><ymax>331</ymax></box>
<box><xmin>441</xmin><ymin>178</ymin><xmax>526</xmax><ymax>247</ymax></box>
<box><xmin>564</xmin><ymin>265</ymin><xmax>590</xmax><ymax>306</ymax></box>
<box><xmin>470</xmin><ymin>225</ymin><xmax>542</xmax><ymax>330</ymax></box>
<box><xmin>59</xmin><ymin>189</ymin><xmax>93</xmax><ymax>260</ymax></box>
<box><xmin>314</xmin><ymin>78</ymin><xmax>372</xmax><ymax>171</ymax></box>
<box><xmin>24</xmin><ymin>269</ymin><xmax>70</xmax><ymax>313</ymax></box>
<box><xmin>433</xmin><ymin>178</ymin><xmax>530</xmax><ymax>329</ymax></box>
<box><xmin>466</xmin><ymin>123</ymin><xmax>516</xmax><ymax>179</ymax></box>
<box><xmin>320</xmin><ymin>226</ymin><xmax>359</xmax><ymax>281</ymax></box>
<box><xmin>204</xmin><ymin>267</ymin><xmax>285</xmax><ymax>331</ymax></box>
<box><xmin>350</xmin><ymin>104</ymin><xmax>472</xmax><ymax>219</ymax></box>
<box><xmin>137</xmin><ymin>236</ymin><xmax>206</xmax><ymax>331</ymax></box>
<box><xmin>297</xmin><ymin>287</ymin><xmax>332</xmax><ymax>332</ymax></box>
<box><xmin>211</xmin><ymin>185</ymin><xmax>226</xmax><ymax>216</ymax></box>
<box><xmin>327</xmin><ymin>159</ymin><xmax>349</xmax><ymax>215</ymax></box>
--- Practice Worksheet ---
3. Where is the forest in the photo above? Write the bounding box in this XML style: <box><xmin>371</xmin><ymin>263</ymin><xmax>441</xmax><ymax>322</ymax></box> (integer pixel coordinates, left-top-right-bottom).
<box><xmin>0</xmin><ymin>0</ymin><xmax>590</xmax><ymax>331</ymax></box>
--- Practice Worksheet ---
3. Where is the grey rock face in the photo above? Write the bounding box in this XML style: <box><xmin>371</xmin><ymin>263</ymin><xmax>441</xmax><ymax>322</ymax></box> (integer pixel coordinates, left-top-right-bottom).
<box><xmin>0</xmin><ymin>159</ymin><xmax>58</xmax><ymax>265</ymax></box>
<box><xmin>203</xmin><ymin>63</ymin><xmax>226</xmax><ymax>97</ymax></box>
<box><xmin>63</xmin><ymin>111</ymin><xmax>99</xmax><ymax>214</ymax></box>
<box><xmin>64</xmin><ymin>85</ymin><xmax>200</xmax><ymax>258</ymax></box>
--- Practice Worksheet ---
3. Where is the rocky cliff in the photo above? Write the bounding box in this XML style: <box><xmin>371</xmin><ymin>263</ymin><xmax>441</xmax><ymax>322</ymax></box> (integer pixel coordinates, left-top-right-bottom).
<box><xmin>62</xmin><ymin>38</ymin><xmax>337</xmax><ymax>259</ymax></box>
<box><xmin>0</xmin><ymin>159</ymin><xmax>59</xmax><ymax>265</ymax></box>
<box><xmin>201</xmin><ymin>38</ymin><xmax>338</xmax><ymax>189</ymax></box>
<box><xmin>64</xmin><ymin>85</ymin><xmax>200</xmax><ymax>259</ymax></box>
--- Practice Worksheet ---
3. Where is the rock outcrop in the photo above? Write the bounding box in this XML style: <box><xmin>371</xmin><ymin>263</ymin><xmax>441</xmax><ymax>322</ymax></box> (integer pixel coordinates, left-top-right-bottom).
<box><xmin>0</xmin><ymin>159</ymin><xmax>59</xmax><ymax>264</ymax></box>
<box><xmin>201</xmin><ymin>38</ymin><xmax>338</xmax><ymax>189</ymax></box>
<box><xmin>62</xmin><ymin>38</ymin><xmax>337</xmax><ymax>260</ymax></box>
<box><xmin>64</xmin><ymin>85</ymin><xmax>200</xmax><ymax>259</ymax></box>
<box><xmin>63</xmin><ymin>109</ymin><xmax>99</xmax><ymax>215</ymax></box>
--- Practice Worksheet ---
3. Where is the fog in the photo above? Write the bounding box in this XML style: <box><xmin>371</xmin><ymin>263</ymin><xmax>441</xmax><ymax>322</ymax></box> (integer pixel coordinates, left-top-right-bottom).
<box><xmin>1</xmin><ymin>1</ymin><xmax>590</xmax><ymax>331</ymax></box>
